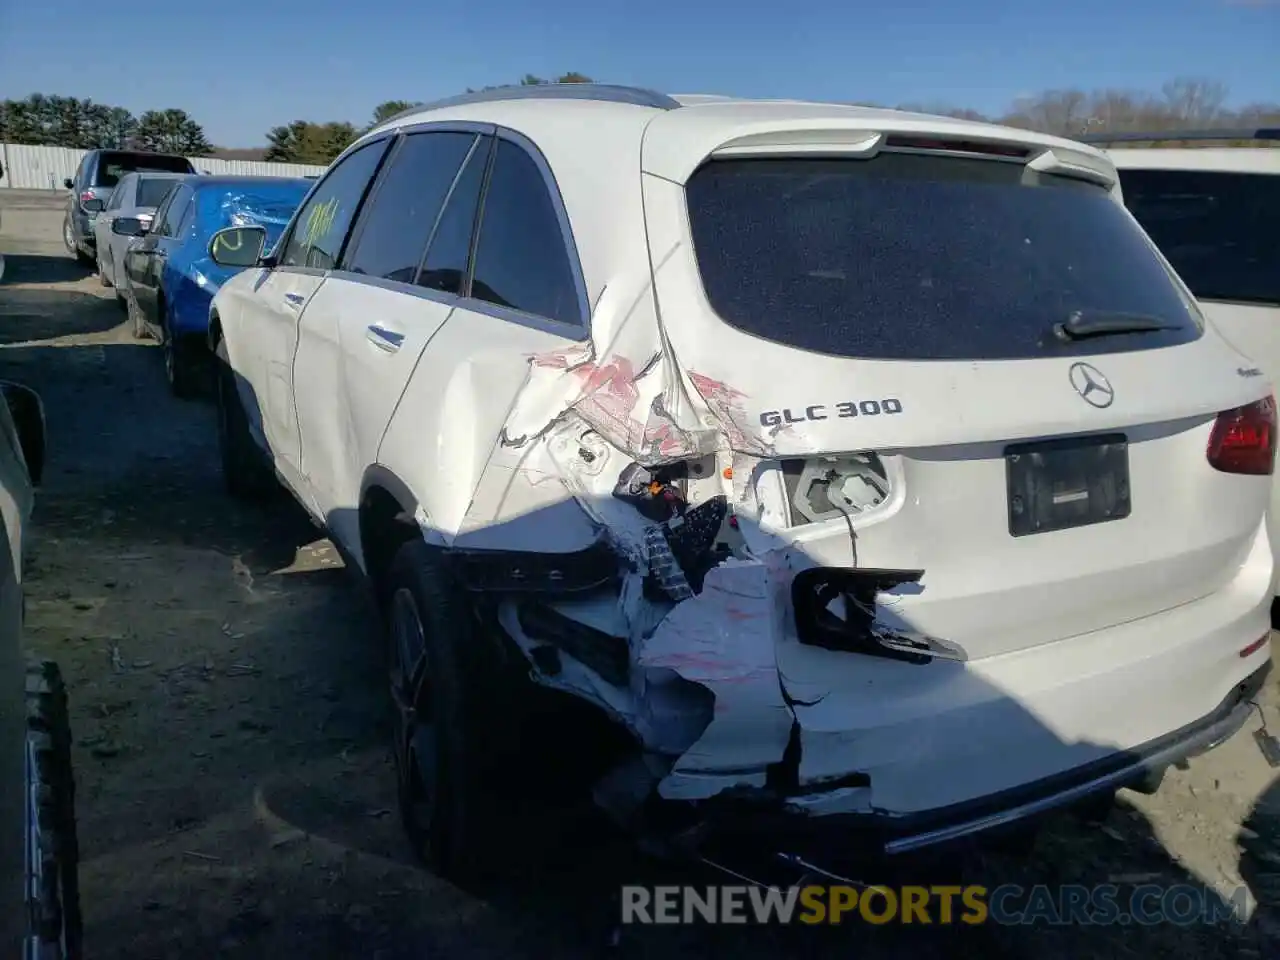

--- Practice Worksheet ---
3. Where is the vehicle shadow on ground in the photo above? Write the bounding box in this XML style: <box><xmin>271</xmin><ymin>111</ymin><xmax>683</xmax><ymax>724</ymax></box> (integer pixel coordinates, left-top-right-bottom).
<box><xmin>0</xmin><ymin>271</ymin><xmax>1271</xmax><ymax>959</ymax></box>
<box><xmin>0</xmin><ymin>255</ymin><xmax>120</xmax><ymax>343</ymax></box>
<box><xmin>0</xmin><ymin>252</ymin><xmax>92</xmax><ymax>286</ymax></box>
<box><xmin>1238</xmin><ymin>774</ymin><xmax>1280</xmax><ymax>943</ymax></box>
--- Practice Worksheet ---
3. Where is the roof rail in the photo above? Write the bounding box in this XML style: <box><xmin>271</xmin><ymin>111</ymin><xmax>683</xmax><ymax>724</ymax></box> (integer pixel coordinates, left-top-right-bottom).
<box><xmin>377</xmin><ymin>84</ymin><xmax>683</xmax><ymax>127</ymax></box>
<box><xmin>1079</xmin><ymin>128</ymin><xmax>1280</xmax><ymax>145</ymax></box>
<box><xmin>668</xmin><ymin>93</ymin><xmax>740</xmax><ymax>105</ymax></box>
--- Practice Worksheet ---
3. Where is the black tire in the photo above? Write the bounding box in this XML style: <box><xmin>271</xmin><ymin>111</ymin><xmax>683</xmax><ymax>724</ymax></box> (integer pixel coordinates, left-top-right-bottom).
<box><xmin>126</xmin><ymin>287</ymin><xmax>148</xmax><ymax>339</ymax></box>
<box><xmin>161</xmin><ymin>304</ymin><xmax>200</xmax><ymax>399</ymax></box>
<box><xmin>214</xmin><ymin>339</ymin><xmax>277</xmax><ymax>499</ymax></box>
<box><xmin>62</xmin><ymin>218</ymin><xmax>93</xmax><ymax>266</ymax></box>
<box><xmin>96</xmin><ymin>252</ymin><xmax>111</xmax><ymax>288</ymax></box>
<box><xmin>25</xmin><ymin>659</ymin><xmax>83</xmax><ymax>959</ymax></box>
<box><xmin>384</xmin><ymin>539</ymin><xmax>518</xmax><ymax>883</ymax></box>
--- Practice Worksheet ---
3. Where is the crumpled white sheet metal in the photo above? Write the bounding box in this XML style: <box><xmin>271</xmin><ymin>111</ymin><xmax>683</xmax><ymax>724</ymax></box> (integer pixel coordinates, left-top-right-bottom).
<box><xmin>445</xmin><ymin>266</ymin><xmax>869</xmax><ymax>813</ymax></box>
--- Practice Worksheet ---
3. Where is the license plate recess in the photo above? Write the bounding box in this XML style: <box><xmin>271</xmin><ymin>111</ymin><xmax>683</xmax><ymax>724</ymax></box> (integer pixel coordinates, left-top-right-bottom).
<box><xmin>1006</xmin><ymin>433</ymin><xmax>1130</xmax><ymax>537</ymax></box>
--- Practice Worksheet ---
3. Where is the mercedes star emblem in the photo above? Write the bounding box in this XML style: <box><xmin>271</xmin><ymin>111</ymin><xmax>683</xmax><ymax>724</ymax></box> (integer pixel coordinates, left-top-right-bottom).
<box><xmin>1068</xmin><ymin>362</ymin><xmax>1115</xmax><ymax>409</ymax></box>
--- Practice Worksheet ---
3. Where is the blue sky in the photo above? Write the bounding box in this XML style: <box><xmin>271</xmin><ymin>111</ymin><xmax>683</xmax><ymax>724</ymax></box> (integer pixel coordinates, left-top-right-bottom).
<box><xmin>1</xmin><ymin>0</ymin><xmax>1276</xmax><ymax>146</ymax></box>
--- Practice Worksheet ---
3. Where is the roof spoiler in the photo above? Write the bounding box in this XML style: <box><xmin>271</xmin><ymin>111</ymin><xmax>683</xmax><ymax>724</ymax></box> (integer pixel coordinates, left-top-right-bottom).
<box><xmin>374</xmin><ymin>83</ymin><xmax>684</xmax><ymax>130</ymax></box>
<box><xmin>1079</xmin><ymin>128</ymin><xmax>1280</xmax><ymax>145</ymax></box>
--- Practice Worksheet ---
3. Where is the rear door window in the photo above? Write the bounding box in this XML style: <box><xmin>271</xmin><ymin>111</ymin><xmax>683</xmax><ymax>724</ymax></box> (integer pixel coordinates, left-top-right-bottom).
<box><xmin>417</xmin><ymin>136</ymin><xmax>491</xmax><ymax>296</ymax></box>
<box><xmin>342</xmin><ymin>131</ymin><xmax>478</xmax><ymax>284</ymax></box>
<box><xmin>1118</xmin><ymin>168</ymin><xmax>1279</xmax><ymax>307</ymax></box>
<box><xmin>154</xmin><ymin>185</ymin><xmax>192</xmax><ymax>237</ymax></box>
<box><xmin>468</xmin><ymin>138</ymin><xmax>582</xmax><ymax>325</ymax></box>
<box><xmin>173</xmin><ymin>194</ymin><xmax>196</xmax><ymax>237</ymax></box>
<box><xmin>684</xmin><ymin>154</ymin><xmax>1204</xmax><ymax>361</ymax></box>
<box><xmin>149</xmin><ymin>189</ymin><xmax>178</xmax><ymax>234</ymax></box>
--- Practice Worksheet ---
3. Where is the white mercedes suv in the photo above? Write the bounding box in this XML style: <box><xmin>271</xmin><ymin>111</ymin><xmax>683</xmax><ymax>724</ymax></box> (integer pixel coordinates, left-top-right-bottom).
<box><xmin>205</xmin><ymin>84</ymin><xmax>1276</xmax><ymax>880</ymax></box>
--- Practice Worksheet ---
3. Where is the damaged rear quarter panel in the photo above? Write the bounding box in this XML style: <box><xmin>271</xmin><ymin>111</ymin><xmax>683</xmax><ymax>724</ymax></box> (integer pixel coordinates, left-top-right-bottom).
<box><xmin>378</xmin><ymin>305</ymin><xmax>593</xmax><ymax>547</ymax></box>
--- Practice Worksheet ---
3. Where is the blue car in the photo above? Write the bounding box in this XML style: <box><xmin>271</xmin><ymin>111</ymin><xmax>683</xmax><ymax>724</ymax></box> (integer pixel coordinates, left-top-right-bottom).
<box><xmin>120</xmin><ymin>175</ymin><xmax>311</xmax><ymax>397</ymax></box>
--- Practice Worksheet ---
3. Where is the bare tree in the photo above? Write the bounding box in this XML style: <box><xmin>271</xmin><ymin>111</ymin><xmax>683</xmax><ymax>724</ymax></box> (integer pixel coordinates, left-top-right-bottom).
<box><xmin>1161</xmin><ymin>77</ymin><xmax>1230</xmax><ymax>125</ymax></box>
<box><xmin>1233</xmin><ymin>101</ymin><xmax>1280</xmax><ymax>128</ymax></box>
<box><xmin>897</xmin><ymin>102</ymin><xmax>990</xmax><ymax>121</ymax></box>
<box><xmin>1083</xmin><ymin>89</ymin><xmax>1170</xmax><ymax>133</ymax></box>
<box><xmin>1002</xmin><ymin>88</ymin><xmax>1092</xmax><ymax>136</ymax></box>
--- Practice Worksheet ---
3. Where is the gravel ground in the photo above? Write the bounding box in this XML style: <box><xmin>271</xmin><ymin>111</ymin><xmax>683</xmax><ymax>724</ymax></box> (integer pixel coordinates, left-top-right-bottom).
<box><xmin>2</xmin><ymin>189</ymin><xmax>1280</xmax><ymax>958</ymax></box>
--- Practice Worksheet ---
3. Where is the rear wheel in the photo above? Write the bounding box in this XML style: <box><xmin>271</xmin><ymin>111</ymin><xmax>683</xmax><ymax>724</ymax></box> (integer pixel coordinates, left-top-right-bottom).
<box><xmin>62</xmin><ymin>218</ymin><xmax>91</xmax><ymax>267</ymax></box>
<box><xmin>384</xmin><ymin>540</ymin><xmax>517</xmax><ymax>883</ymax></box>
<box><xmin>25</xmin><ymin>659</ymin><xmax>83</xmax><ymax>960</ymax></box>
<box><xmin>215</xmin><ymin>338</ymin><xmax>277</xmax><ymax>499</ymax></box>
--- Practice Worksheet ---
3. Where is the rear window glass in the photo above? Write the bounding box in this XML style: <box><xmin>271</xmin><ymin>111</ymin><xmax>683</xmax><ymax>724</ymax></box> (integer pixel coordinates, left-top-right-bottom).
<box><xmin>136</xmin><ymin>177</ymin><xmax>177</xmax><ymax>209</ymax></box>
<box><xmin>1117</xmin><ymin>168</ymin><xmax>1279</xmax><ymax>307</ymax></box>
<box><xmin>95</xmin><ymin>152</ymin><xmax>194</xmax><ymax>187</ymax></box>
<box><xmin>685</xmin><ymin>154</ymin><xmax>1203</xmax><ymax>361</ymax></box>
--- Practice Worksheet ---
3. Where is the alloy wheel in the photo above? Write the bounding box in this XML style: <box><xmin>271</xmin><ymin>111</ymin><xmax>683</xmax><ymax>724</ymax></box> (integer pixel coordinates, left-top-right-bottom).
<box><xmin>388</xmin><ymin>588</ymin><xmax>437</xmax><ymax>837</ymax></box>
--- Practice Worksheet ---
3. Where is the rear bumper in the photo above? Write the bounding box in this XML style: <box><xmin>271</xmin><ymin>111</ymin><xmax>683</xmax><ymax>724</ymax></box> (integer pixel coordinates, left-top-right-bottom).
<box><xmin>880</xmin><ymin>657</ymin><xmax>1266</xmax><ymax>855</ymax></box>
<box><xmin>692</xmin><ymin>658</ymin><xmax>1268</xmax><ymax>864</ymax></box>
<box><xmin>644</xmin><ymin>518</ymin><xmax>1274</xmax><ymax>812</ymax></box>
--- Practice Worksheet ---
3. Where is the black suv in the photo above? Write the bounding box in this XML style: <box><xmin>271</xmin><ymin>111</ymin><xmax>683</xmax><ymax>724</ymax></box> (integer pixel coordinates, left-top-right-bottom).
<box><xmin>62</xmin><ymin>149</ymin><xmax>195</xmax><ymax>265</ymax></box>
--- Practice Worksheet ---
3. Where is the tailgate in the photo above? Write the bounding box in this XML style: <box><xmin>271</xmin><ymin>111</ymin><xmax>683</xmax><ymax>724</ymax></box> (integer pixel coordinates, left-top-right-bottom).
<box><xmin>639</xmin><ymin>130</ymin><xmax>1273</xmax><ymax>661</ymax></box>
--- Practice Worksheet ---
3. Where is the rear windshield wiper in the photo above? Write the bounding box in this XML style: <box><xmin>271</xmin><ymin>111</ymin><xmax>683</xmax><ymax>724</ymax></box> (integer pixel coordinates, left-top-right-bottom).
<box><xmin>1053</xmin><ymin>310</ymin><xmax>1177</xmax><ymax>342</ymax></box>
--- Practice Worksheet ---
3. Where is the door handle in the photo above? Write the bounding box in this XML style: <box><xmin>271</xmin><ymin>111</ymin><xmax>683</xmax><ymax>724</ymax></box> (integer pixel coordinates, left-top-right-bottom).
<box><xmin>283</xmin><ymin>292</ymin><xmax>305</xmax><ymax>309</ymax></box>
<box><xmin>366</xmin><ymin>325</ymin><xmax>405</xmax><ymax>352</ymax></box>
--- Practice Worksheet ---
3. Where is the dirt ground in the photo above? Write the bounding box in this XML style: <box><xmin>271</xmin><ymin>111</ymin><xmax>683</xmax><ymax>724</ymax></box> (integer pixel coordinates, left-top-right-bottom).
<box><xmin>3</xmin><ymin>188</ymin><xmax>1280</xmax><ymax>959</ymax></box>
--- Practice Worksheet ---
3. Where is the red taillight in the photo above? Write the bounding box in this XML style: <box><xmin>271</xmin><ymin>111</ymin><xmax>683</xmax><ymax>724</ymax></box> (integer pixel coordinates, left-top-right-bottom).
<box><xmin>79</xmin><ymin>190</ymin><xmax>95</xmax><ymax>209</ymax></box>
<box><xmin>1240</xmin><ymin>633</ymin><xmax>1270</xmax><ymax>658</ymax></box>
<box><xmin>1207</xmin><ymin>395</ymin><xmax>1277</xmax><ymax>476</ymax></box>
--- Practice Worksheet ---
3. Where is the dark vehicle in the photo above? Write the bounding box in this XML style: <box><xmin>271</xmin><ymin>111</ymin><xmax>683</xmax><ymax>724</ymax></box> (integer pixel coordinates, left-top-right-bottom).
<box><xmin>62</xmin><ymin>150</ymin><xmax>196</xmax><ymax>265</ymax></box>
<box><xmin>0</xmin><ymin>381</ymin><xmax>81</xmax><ymax>959</ymax></box>
<box><xmin>119</xmin><ymin>175</ymin><xmax>310</xmax><ymax>397</ymax></box>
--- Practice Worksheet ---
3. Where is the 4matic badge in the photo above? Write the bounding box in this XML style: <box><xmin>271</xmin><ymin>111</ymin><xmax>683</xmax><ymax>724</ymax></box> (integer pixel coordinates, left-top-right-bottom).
<box><xmin>760</xmin><ymin>398</ymin><xmax>903</xmax><ymax>427</ymax></box>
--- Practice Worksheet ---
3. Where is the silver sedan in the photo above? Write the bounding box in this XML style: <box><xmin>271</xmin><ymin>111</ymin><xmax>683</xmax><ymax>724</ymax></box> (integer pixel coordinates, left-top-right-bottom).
<box><xmin>89</xmin><ymin>172</ymin><xmax>186</xmax><ymax>296</ymax></box>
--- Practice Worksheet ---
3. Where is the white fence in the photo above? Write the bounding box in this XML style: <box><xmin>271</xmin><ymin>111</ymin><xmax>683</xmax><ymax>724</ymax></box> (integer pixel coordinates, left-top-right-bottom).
<box><xmin>0</xmin><ymin>143</ymin><xmax>327</xmax><ymax>190</ymax></box>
